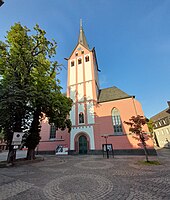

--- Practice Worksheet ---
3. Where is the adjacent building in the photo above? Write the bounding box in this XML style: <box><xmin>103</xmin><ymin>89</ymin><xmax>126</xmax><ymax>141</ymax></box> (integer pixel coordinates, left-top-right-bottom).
<box><xmin>39</xmin><ymin>22</ymin><xmax>155</xmax><ymax>155</ymax></box>
<box><xmin>151</xmin><ymin>102</ymin><xmax>170</xmax><ymax>148</ymax></box>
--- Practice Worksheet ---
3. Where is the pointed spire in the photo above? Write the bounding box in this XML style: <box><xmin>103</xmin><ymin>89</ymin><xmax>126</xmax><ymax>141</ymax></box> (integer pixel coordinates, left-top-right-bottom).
<box><xmin>78</xmin><ymin>19</ymin><xmax>89</xmax><ymax>49</ymax></box>
<box><xmin>80</xmin><ymin>19</ymin><xmax>83</xmax><ymax>30</ymax></box>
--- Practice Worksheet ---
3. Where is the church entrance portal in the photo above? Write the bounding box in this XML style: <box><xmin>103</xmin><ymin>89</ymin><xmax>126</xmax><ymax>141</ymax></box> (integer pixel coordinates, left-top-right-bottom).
<box><xmin>79</xmin><ymin>135</ymin><xmax>87</xmax><ymax>154</ymax></box>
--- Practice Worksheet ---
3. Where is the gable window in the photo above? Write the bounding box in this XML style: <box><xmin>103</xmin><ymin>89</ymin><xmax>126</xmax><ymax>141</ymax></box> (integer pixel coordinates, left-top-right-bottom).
<box><xmin>81</xmin><ymin>50</ymin><xmax>84</xmax><ymax>54</ymax></box>
<box><xmin>75</xmin><ymin>52</ymin><xmax>78</xmax><ymax>56</ymax></box>
<box><xmin>50</xmin><ymin>124</ymin><xmax>56</xmax><ymax>139</ymax></box>
<box><xmin>78</xmin><ymin>58</ymin><xmax>82</xmax><ymax>65</ymax></box>
<box><xmin>79</xmin><ymin>112</ymin><xmax>84</xmax><ymax>124</ymax></box>
<box><xmin>85</xmin><ymin>56</ymin><xmax>89</xmax><ymax>62</ymax></box>
<box><xmin>71</xmin><ymin>61</ymin><xmax>74</xmax><ymax>67</ymax></box>
<box><xmin>112</xmin><ymin>108</ymin><xmax>123</xmax><ymax>135</ymax></box>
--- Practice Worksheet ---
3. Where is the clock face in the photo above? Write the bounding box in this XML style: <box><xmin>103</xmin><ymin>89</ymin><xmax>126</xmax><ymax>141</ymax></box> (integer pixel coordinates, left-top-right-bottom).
<box><xmin>77</xmin><ymin>47</ymin><xmax>82</xmax><ymax>51</ymax></box>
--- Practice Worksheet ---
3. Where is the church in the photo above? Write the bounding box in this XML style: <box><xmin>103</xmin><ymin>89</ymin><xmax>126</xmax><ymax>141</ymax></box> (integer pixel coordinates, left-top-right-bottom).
<box><xmin>39</xmin><ymin>22</ymin><xmax>155</xmax><ymax>155</ymax></box>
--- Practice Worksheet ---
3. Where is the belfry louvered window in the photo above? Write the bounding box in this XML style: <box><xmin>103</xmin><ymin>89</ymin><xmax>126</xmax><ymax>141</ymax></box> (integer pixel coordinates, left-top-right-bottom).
<box><xmin>78</xmin><ymin>58</ymin><xmax>82</xmax><ymax>64</ymax></box>
<box><xmin>71</xmin><ymin>61</ymin><xmax>74</xmax><ymax>67</ymax></box>
<box><xmin>112</xmin><ymin>108</ymin><xmax>123</xmax><ymax>135</ymax></box>
<box><xmin>85</xmin><ymin>56</ymin><xmax>89</xmax><ymax>62</ymax></box>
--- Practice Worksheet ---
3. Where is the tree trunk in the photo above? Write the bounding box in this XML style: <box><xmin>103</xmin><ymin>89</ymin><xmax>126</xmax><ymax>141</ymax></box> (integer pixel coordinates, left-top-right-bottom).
<box><xmin>25</xmin><ymin>107</ymin><xmax>41</xmax><ymax>160</ymax></box>
<box><xmin>7</xmin><ymin>145</ymin><xmax>16</xmax><ymax>164</ymax></box>
<box><xmin>27</xmin><ymin>148</ymin><xmax>35</xmax><ymax>160</ymax></box>
<box><xmin>142</xmin><ymin>143</ymin><xmax>149</xmax><ymax>162</ymax></box>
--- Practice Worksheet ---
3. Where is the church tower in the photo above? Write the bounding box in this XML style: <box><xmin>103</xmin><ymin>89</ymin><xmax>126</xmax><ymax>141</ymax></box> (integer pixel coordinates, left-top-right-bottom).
<box><xmin>39</xmin><ymin>20</ymin><xmax>155</xmax><ymax>155</ymax></box>
<box><xmin>67</xmin><ymin>20</ymin><xmax>100</xmax><ymax>154</ymax></box>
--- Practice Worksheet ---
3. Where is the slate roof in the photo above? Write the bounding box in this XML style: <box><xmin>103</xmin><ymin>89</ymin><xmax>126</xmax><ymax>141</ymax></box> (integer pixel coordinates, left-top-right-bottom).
<box><xmin>151</xmin><ymin>108</ymin><xmax>170</xmax><ymax>122</ymax></box>
<box><xmin>98</xmin><ymin>86</ymin><xmax>132</xmax><ymax>103</ymax></box>
<box><xmin>78</xmin><ymin>24</ymin><xmax>89</xmax><ymax>49</ymax></box>
<box><xmin>150</xmin><ymin>101</ymin><xmax>170</xmax><ymax>121</ymax></box>
<box><xmin>65</xmin><ymin>20</ymin><xmax>90</xmax><ymax>60</ymax></box>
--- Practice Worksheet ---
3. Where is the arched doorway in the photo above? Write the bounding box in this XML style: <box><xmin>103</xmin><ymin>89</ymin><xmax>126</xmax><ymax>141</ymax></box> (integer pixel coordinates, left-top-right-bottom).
<box><xmin>79</xmin><ymin>135</ymin><xmax>87</xmax><ymax>154</ymax></box>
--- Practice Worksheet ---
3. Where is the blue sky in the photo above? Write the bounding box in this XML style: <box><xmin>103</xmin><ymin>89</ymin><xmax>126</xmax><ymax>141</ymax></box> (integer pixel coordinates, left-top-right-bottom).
<box><xmin>0</xmin><ymin>0</ymin><xmax>170</xmax><ymax>118</ymax></box>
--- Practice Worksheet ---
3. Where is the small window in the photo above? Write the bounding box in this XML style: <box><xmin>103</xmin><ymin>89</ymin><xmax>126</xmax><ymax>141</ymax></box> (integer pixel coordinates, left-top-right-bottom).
<box><xmin>50</xmin><ymin>124</ymin><xmax>56</xmax><ymax>139</ymax></box>
<box><xmin>81</xmin><ymin>50</ymin><xmax>84</xmax><ymax>54</ymax></box>
<box><xmin>85</xmin><ymin>56</ymin><xmax>89</xmax><ymax>62</ymax></box>
<box><xmin>79</xmin><ymin>112</ymin><xmax>84</xmax><ymax>124</ymax></box>
<box><xmin>78</xmin><ymin>58</ymin><xmax>82</xmax><ymax>65</ymax></box>
<box><xmin>75</xmin><ymin>52</ymin><xmax>78</xmax><ymax>56</ymax></box>
<box><xmin>71</xmin><ymin>61</ymin><xmax>74</xmax><ymax>67</ymax></box>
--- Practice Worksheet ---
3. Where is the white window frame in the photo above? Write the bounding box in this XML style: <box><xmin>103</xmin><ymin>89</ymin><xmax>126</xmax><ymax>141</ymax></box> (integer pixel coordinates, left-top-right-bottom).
<box><xmin>112</xmin><ymin>108</ymin><xmax>123</xmax><ymax>135</ymax></box>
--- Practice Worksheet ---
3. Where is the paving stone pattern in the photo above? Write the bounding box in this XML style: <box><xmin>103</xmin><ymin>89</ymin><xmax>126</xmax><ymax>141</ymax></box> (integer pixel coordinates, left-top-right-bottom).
<box><xmin>0</xmin><ymin>148</ymin><xmax>170</xmax><ymax>200</ymax></box>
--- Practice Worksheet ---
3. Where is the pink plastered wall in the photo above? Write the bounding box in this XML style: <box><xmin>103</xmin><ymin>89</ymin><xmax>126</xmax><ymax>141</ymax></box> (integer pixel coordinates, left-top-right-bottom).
<box><xmin>93</xmin><ymin>97</ymin><xmax>153</xmax><ymax>150</ymax></box>
<box><xmin>39</xmin><ymin>120</ymin><xmax>70</xmax><ymax>151</ymax></box>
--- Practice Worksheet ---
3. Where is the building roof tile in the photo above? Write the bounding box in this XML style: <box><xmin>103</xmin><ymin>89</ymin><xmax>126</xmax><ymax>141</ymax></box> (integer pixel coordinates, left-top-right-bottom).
<box><xmin>98</xmin><ymin>86</ymin><xmax>132</xmax><ymax>103</ymax></box>
<box><xmin>151</xmin><ymin>108</ymin><xmax>170</xmax><ymax>122</ymax></box>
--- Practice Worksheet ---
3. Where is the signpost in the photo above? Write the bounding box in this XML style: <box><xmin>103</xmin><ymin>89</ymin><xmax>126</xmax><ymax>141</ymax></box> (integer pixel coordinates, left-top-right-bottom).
<box><xmin>102</xmin><ymin>135</ymin><xmax>114</xmax><ymax>158</ymax></box>
<box><xmin>11</xmin><ymin>132</ymin><xmax>24</xmax><ymax>146</ymax></box>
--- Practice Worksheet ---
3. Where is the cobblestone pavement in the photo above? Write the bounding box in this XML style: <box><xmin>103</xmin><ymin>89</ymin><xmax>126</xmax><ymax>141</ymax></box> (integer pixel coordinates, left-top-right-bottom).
<box><xmin>0</xmin><ymin>148</ymin><xmax>170</xmax><ymax>200</ymax></box>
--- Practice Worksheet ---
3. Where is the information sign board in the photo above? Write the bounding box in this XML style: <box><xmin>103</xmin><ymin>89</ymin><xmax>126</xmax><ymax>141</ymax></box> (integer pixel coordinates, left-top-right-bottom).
<box><xmin>11</xmin><ymin>132</ymin><xmax>24</xmax><ymax>145</ymax></box>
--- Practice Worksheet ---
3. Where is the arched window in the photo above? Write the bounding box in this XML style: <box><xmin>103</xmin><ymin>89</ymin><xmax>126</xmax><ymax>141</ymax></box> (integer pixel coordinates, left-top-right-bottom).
<box><xmin>78</xmin><ymin>58</ymin><xmax>82</xmax><ymax>65</ymax></box>
<box><xmin>112</xmin><ymin>108</ymin><xmax>123</xmax><ymax>135</ymax></box>
<box><xmin>71</xmin><ymin>61</ymin><xmax>74</xmax><ymax>67</ymax></box>
<box><xmin>79</xmin><ymin>112</ymin><xmax>84</xmax><ymax>124</ymax></box>
<box><xmin>85</xmin><ymin>56</ymin><xmax>89</xmax><ymax>62</ymax></box>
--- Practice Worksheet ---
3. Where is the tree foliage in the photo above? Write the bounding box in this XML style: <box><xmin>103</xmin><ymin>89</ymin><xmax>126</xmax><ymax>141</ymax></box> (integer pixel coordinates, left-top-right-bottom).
<box><xmin>147</xmin><ymin>119</ymin><xmax>153</xmax><ymax>133</ymax></box>
<box><xmin>124</xmin><ymin>115</ymin><xmax>150</xmax><ymax>162</ymax></box>
<box><xmin>0</xmin><ymin>23</ymin><xmax>72</xmax><ymax>161</ymax></box>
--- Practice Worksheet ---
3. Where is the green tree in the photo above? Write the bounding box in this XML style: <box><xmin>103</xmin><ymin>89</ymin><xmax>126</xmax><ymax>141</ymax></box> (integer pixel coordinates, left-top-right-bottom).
<box><xmin>0</xmin><ymin>24</ymin><xmax>31</xmax><ymax>163</ymax></box>
<box><xmin>124</xmin><ymin>115</ymin><xmax>150</xmax><ymax>162</ymax></box>
<box><xmin>147</xmin><ymin>119</ymin><xmax>153</xmax><ymax>133</ymax></box>
<box><xmin>0</xmin><ymin>23</ymin><xmax>72</xmax><ymax>162</ymax></box>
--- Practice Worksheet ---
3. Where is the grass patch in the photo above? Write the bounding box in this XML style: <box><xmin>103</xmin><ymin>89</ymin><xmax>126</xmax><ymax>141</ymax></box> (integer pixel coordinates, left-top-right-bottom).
<box><xmin>138</xmin><ymin>160</ymin><xmax>161</xmax><ymax>165</ymax></box>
